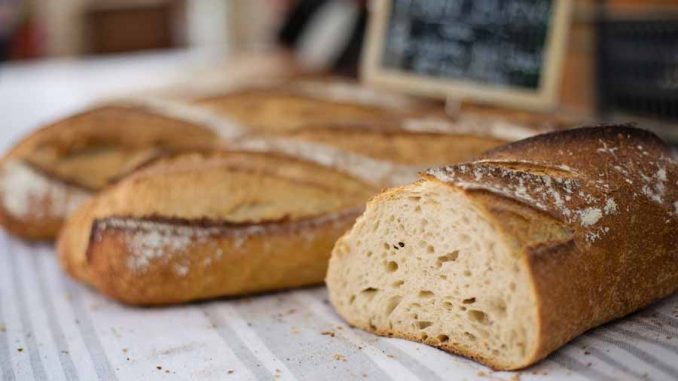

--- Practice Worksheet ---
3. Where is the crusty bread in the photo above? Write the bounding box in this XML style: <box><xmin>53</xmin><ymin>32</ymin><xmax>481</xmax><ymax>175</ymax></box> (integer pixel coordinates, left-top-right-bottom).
<box><xmin>326</xmin><ymin>125</ymin><xmax>678</xmax><ymax>370</ymax></box>
<box><xmin>58</xmin><ymin>150</ymin><xmax>378</xmax><ymax>304</ymax></box>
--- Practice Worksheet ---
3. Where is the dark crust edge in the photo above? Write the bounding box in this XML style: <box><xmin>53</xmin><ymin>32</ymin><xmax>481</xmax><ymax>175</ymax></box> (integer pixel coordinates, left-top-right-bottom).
<box><xmin>480</xmin><ymin>124</ymin><xmax>669</xmax><ymax>159</ymax></box>
<box><xmin>95</xmin><ymin>206</ymin><xmax>364</xmax><ymax>229</ymax></box>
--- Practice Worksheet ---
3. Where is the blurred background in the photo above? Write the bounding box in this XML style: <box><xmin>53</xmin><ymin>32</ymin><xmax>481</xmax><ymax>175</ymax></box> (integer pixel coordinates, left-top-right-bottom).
<box><xmin>0</xmin><ymin>0</ymin><xmax>677</xmax><ymax>139</ymax></box>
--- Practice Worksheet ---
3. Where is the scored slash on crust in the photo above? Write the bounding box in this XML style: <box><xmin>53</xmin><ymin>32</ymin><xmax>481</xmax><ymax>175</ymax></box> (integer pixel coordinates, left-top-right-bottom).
<box><xmin>88</xmin><ymin>207</ymin><xmax>365</xmax><ymax>275</ymax></box>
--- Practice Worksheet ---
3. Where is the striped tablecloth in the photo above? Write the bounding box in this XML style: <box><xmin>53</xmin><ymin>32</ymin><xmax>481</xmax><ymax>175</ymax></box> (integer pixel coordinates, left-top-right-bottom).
<box><xmin>1</xmin><ymin>237</ymin><xmax>678</xmax><ymax>381</ymax></box>
<box><xmin>2</xmin><ymin>51</ymin><xmax>678</xmax><ymax>381</ymax></box>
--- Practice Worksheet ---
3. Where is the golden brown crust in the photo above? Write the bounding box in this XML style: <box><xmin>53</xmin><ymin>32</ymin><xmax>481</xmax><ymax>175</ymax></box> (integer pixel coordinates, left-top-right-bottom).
<box><xmin>82</xmin><ymin>209</ymin><xmax>362</xmax><ymax>305</ymax></box>
<box><xmin>0</xmin><ymin>204</ymin><xmax>64</xmax><ymax>241</ymax></box>
<box><xmin>57</xmin><ymin>150</ymin><xmax>377</xmax><ymax>304</ymax></box>
<box><xmin>285</xmin><ymin>126</ymin><xmax>506</xmax><ymax>166</ymax></box>
<box><xmin>57</xmin><ymin>197</ymin><xmax>97</xmax><ymax>280</ymax></box>
<box><xmin>9</xmin><ymin>105</ymin><xmax>220</xmax><ymax>188</ymax></box>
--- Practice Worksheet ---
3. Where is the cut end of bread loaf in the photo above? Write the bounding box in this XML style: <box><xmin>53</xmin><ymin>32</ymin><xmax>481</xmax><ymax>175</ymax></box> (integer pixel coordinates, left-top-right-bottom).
<box><xmin>327</xmin><ymin>179</ymin><xmax>538</xmax><ymax>370</ymax></box>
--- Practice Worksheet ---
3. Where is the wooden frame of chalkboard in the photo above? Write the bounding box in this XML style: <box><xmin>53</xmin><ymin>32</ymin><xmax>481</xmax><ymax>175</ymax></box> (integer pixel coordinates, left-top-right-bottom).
<box><xmin>361</xmin><ymin>0</ymin><xmax>573</xmax><ymax>112</ymax></box>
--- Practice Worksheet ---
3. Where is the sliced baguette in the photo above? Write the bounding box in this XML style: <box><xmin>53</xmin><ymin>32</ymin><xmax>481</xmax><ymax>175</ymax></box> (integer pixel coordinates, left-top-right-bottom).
<box><xmin>326</xmin><ymin>125</ymin><xmax>678</xmax><ymax>370</ymax></box>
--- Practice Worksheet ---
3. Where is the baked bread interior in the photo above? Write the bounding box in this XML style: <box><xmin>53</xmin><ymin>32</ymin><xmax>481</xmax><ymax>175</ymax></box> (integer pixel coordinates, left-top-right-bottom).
<box><xmin>328</xmin><ymin>180</ymin><xmax>538</xmax><ymax>368</ymax></box>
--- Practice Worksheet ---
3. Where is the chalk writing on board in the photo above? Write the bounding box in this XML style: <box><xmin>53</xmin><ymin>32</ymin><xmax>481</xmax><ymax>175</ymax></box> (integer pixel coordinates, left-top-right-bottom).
<box><xmin>382</xmin><ymin>0</ymin><xmax>553</xmax><ymax>89</ymax></box>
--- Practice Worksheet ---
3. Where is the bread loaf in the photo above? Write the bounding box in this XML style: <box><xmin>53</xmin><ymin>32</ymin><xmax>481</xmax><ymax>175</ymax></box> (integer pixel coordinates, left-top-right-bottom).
<box><xmin>326</xmin><ymin>125</ymin><xmax>678</xmax><ymax>370</ymax></box>
<box><xmin>57</xmin><ymin>148</ymin><xmax>382</xmax><ymax>304</ymax></box>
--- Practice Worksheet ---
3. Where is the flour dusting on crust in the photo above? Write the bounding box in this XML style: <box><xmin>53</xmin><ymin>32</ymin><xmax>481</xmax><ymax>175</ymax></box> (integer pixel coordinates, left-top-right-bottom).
<box><xmin>604</xmin><ymin>198</ymin><xmax>617</xmax><ymax>215</ymax></box>
<box><xmin>579</xmin><ymin>208</ymin><xmax>602</xmax><ymax>227</ymax></box>
<box><xmin>229</xmin><ymin>137</ymin><xmax>419</xmax><ymax>187</ymax></box>
<box><xmin>97</xmin><ymin>219</ymin><xmax>211</xmax><ymax>275</ymax></box>
<box><xmin>113</xmin><ymin>97</ymin><xmax>248</xmax><ymax>140</ymax></box>
<box><xmin>426</xmin><ymin>127</ymin><xmax>678</xmax><ymax>244</ymax></box>
<box><xmin>97</xmin><ymin>207</ymin><xmax>362</xmax><ymax>276</ymax></box>
<box><xmin>403</xmin><ymin>116</ymin><xmax>541</xmax><ymax>142</ymax></box>
<box><xmin>292</xmin><ymin>81</ymin><xmax>417</xmax><ymax>110</ymax></box>
<box><xmin>0</xmin><ymin>160</ymin><xmax>91</xmax><ymax>219</ymax></box>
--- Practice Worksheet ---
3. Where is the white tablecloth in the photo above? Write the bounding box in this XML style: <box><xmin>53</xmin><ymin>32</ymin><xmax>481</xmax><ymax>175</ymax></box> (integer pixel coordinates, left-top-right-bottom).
<box><xmin>1</xmin><ymin>51</ymin><xmax>677</xmax><ymax>381</ymax></box>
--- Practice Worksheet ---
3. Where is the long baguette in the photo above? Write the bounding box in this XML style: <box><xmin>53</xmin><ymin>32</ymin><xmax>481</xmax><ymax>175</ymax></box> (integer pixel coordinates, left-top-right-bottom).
<box><xmin>326</xmin><ymin>125</ymin><xmax>678</xmax><ymax>370</ymax></box>
<box><xmin>57</xmin><ymin>150</ymin><xmax>378</xmax><ymax>304</ymax></box>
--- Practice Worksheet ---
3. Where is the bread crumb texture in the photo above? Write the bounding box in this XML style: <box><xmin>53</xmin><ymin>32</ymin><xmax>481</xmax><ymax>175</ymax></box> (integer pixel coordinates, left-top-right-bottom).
<box><xmin>328</xmin><ymin>180</ymin><xmax>536</xmax><ymax>369</ymax></box>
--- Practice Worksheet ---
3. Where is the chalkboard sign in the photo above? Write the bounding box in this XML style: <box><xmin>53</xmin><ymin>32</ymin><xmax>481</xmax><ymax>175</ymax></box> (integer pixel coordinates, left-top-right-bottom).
<box><xmin>362</xmin><ymin>0</ymin><xmax>572</xmax><ymax>111</ymax></box>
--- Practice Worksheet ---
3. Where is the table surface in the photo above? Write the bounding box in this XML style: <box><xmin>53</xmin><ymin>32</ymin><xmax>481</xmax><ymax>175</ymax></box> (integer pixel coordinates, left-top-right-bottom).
<box><xmin>1</xmin><ymin>50</ymin><xmax>677</xmax><ymax>381</ymax></box>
